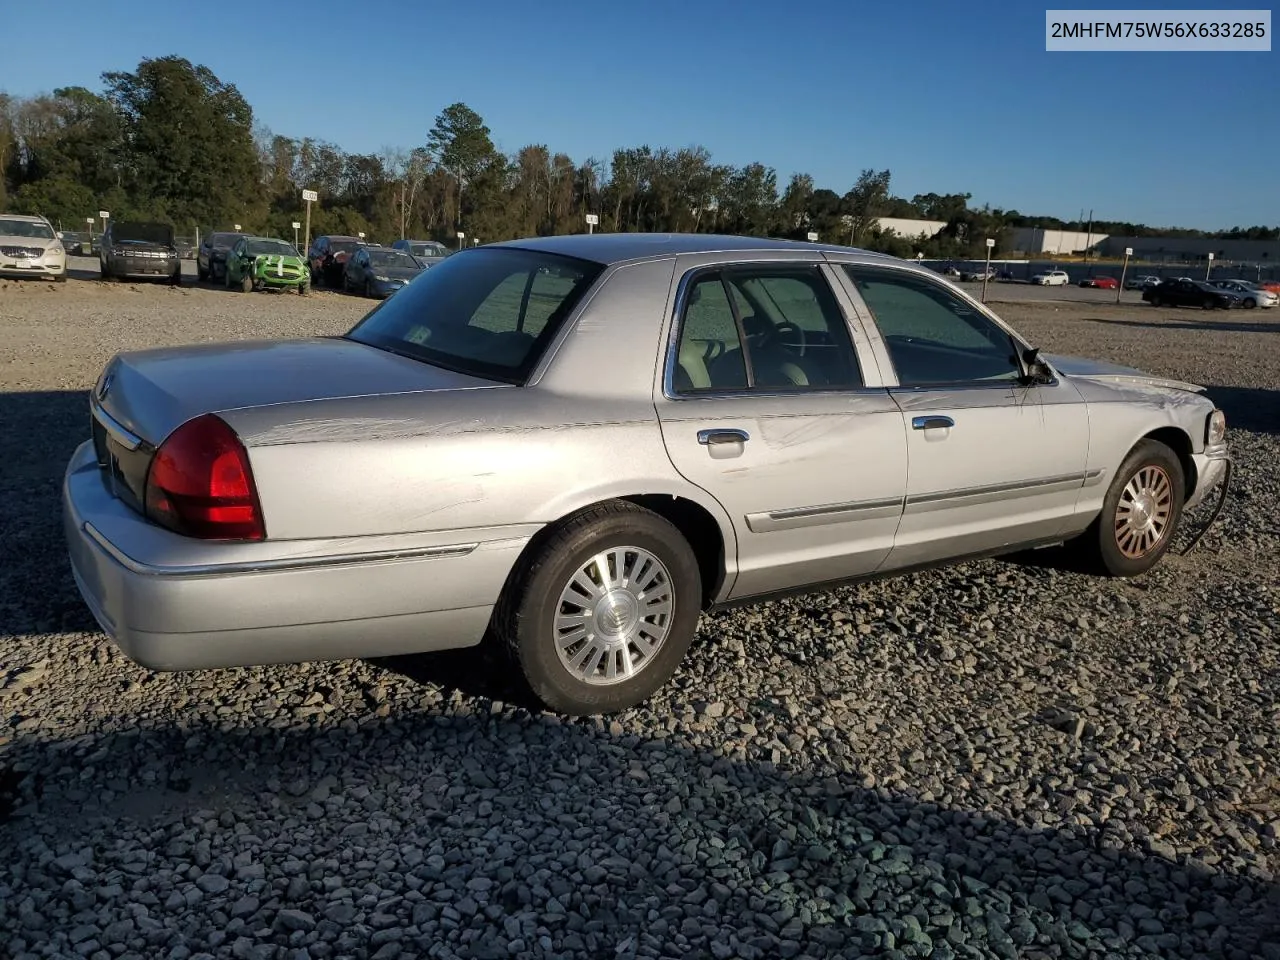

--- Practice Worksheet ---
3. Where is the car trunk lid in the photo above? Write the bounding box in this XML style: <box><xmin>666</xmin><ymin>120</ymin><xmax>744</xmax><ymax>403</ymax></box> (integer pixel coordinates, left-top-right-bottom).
<box><xmin>90</xmin><ymin>336</ymin><xmax>502</xmax><ymax>514</ymax></box>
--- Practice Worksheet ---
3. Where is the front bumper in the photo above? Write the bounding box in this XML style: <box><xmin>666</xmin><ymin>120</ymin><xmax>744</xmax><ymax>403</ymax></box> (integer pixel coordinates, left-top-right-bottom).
<box><xmin>62</xmin><ymin>441</ymin><xmax>526</xmax><ymax>670</ymax></box>
<box><xmin>0</xmin><ymin>256</ymin><xmax>65</xmax><ymax>278</ymax></box>
<box><xmin>1184</xmin><ymin>445</ymin><xmax>1230</xmax><ymax>512</ymax></box>
<box><xmin>106</xmin><ymin>256</ymin><xmax>180</xmax><ymax>279</ymax></box>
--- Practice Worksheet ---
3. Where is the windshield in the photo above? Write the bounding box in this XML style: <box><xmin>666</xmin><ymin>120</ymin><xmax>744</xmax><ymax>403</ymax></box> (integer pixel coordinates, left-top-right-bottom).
<box><xmin>411</xmin><ymin>242</ymin><xmax>448</xmax><ymax>258</ymax></box>
<box><xmin>369</xmin><ymin>249</ymin><xmax>418</xmax><ymax>269</ymax></box>
<box><xmin>329</xmin><ymin>239</ymin><xmax>360</xmax><ymax>254</ymax></box>
<box><xmin>114</xmin><ymin>222</ymin><xmax>174</xmax><ymax>245</ymax></box>
<box><xmin>0</xmin><ymin>218</ymin><xmax>56</xmax><ymax>240</ymax></box>
<box><xmin>345</xmin><ymin>247</ymin><xmax>604</xmax><ymax>383</ymax></box>
<box><xmin>246</xmin><ymin>239</ymin><xmax>297</xmax><ymax>257</ymax></box>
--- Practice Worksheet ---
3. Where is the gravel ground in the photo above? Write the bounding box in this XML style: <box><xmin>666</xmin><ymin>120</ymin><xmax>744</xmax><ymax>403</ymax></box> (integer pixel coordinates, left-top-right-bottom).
<box><xmin>1</xmin><ymin>274</ymin><xmax>1278</xmax><ymax>960</ymax></box>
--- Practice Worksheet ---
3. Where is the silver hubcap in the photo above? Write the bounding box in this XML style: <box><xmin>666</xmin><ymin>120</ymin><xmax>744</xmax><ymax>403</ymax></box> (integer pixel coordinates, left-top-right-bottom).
<box><xmin>554</xmin><ymin>546</ymin><xmax>674</xmax><ymax>685</ymax></box>
<box><xmin>1115</xmin><ymin>465</ymin><xmax>1173</xmax><ymax>559</ymax></box>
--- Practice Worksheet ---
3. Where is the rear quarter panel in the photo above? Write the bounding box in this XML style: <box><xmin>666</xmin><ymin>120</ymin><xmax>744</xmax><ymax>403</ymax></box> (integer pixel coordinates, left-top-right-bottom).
<box><xmin>219</xmin><ymin>257</ymin><xmax>738</xmax><ymax>557</ymax></box>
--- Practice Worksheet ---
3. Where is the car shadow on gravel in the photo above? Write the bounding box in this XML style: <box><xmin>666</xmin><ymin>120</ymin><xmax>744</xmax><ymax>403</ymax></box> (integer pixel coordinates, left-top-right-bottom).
<box><xmin>1083</xmin><ymin>315</ymin><xmax>1280</xmax><ymax>335</ymax></box>
<box><xmin>1</xmin><ymin>710</ymin><xmax>1277</xmax><ymax>959</ymax></box>
<box><xmin>0</xmin><ymin>390</ymin><xmax>101</xmax><ymax>636</ymax></box>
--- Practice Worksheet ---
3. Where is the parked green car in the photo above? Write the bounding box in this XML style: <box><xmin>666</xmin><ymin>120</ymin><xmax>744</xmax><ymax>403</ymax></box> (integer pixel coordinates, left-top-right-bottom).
<box><xmin>224</xmin><ymin>236</ymin><xmax>310</xmax><ymax>294</ymax></box>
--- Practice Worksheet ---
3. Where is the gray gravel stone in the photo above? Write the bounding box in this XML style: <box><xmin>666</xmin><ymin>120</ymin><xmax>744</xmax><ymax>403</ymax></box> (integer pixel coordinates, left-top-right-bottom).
<box><xmin>1</xmin><ymin>280</ymin><xmax>1278</xmax><ymax>960</ymax></box>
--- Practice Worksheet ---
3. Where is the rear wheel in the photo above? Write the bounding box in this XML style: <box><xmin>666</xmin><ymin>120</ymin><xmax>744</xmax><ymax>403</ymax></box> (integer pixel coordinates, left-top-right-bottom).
<box><xmin>1243</xmin><ymin>297</ymin><xmax>1257</xmax><ymax>309</ymax></box>
<box><xmin>494</xmin><ymin>501</ymin><xmax>702</xmax><ymax>715</ymax></box>
<box><xmin>1073</xmin><ymin>439</ymin><xmax>1184</xmax><ymax>577</ymax></box>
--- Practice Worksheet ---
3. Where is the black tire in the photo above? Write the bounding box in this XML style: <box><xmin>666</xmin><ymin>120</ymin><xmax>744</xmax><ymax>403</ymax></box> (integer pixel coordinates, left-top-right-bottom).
<box><xmin>170</xmin><ymin>271</ymin><xmax>182</xmax><ymax>287</ymax></box>
<box><xmin>241</xmin><ymin>272</ymin><xmax>253</xmax><ymax>294</ymax></box>
<box><xmin>1074</xmin><ymin>439</ymin><xmax>1185</xmax><ymax>577</ymax></box>
<box><xmin>54</xmin><ymin>273</ymin><xmax>67</xmax><ymax>283</ymax></box>
<box><xmin>493</xmin><ymin>501</ymin><xmax>702</xmax><ymax>715</ymax></box>
<box><xmin>298</xmin><ymin>282</ymin><xmax>310</xmax><ymax>296</ymax></box>
<box><xmin>1243</xmin><ymin>297</ymin><xmax>1256</xmax><ymax>309</ymax></box>
<box><xmin>364</xmin><ymin>279</ymin><xmax>374</xmax><ymax>298</ymax></box>
<box><xmin>197</xmin><ymin>263</ymin><xmax>208</xmax><ymax>282</ymax></box>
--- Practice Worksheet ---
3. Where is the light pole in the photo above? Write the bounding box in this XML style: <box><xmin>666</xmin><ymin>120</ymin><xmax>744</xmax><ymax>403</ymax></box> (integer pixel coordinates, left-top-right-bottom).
<box><xmin>982</xmin><ymin>237</ymin><xmax>995</xmax><ymax>303</ymax></box>
<box><xmin>1117</xmin><ymin>247</ymin><xmax>1132</xmax><ymax>304</ymax></box>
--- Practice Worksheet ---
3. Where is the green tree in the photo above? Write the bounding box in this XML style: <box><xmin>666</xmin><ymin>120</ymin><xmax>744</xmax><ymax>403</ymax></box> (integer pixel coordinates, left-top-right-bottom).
<box><xmin>103</xmin><ymin>56</ymin><xmax>260</xmax><ymax>230</ymax></box>
<box><xmin>842</xmin><ymin>168</ymin><xmax>891</xmax><ymax>246</ymax></box>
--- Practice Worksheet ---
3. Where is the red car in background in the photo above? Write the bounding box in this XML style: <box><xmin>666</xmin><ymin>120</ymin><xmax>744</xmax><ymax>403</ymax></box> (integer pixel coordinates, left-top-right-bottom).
<box><xmin>1079</xmin><ymin>276</ymin><xmax>1119</xmax><ymax>289</ymax></box>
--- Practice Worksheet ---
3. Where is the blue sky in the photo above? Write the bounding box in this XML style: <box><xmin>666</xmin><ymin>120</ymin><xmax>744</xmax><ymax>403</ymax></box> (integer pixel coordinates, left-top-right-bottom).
<box><xmin>3</xmin><ymin>0</ymin><xmax>1275</xmax><ymax>230</ymax></box>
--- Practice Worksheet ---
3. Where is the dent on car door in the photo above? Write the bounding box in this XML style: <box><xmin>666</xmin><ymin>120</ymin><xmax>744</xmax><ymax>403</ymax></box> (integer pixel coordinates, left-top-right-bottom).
<box><xmin>835</xmin><ymin>264</ymin><xmax>1092</xmax><ymax>569</ymax></box>
<box><xmin>653</xmin><ymin>260</ymin><xmax>908</xmax><ymax>600</ymax></box>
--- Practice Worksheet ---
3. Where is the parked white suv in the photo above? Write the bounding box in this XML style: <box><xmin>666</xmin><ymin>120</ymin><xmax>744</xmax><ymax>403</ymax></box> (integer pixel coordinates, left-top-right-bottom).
<box><xmin>1030</xmin><ymin>269</ymin><xmax>1069</xmax><ymax>286</ymax></box>
<box><xmin>0</xmin><ymin>213</ymin><xmax>67</xmax><ymax>281</ymax></box>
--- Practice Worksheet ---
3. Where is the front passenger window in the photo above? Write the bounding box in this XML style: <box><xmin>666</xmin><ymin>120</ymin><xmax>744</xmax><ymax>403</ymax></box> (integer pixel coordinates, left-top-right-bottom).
<box><xmin>842</xmin><ymin>266</ymin><xmax>1021</xmax><ymax>386</ymax></box>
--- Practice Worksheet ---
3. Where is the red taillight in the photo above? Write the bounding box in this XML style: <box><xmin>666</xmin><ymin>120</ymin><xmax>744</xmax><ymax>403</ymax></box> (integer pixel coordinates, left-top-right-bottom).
<box><xmin>144</xmin><ymin>413</ymin><xmax>266</xmax><ymax>541</ymax></box>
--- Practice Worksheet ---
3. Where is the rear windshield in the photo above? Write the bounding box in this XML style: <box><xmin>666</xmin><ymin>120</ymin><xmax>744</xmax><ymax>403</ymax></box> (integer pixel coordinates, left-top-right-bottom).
<box><xmin>345</xmin><ymin>247</ymin><xmax>604</xmax><ymax>384</ymax></box>
<box><xmin>411</xmin><ymin>242</ymin><xmax>448</xmax><ymax>258</ymax></box>
<box><xmin>114</xmin><ymin>222</ymin><xmax>174</xmax><ymax>244</ymax></box>
<box><xmin>329</xmin><ymin>239</ymin><xmax>360</xmax><ymax>253</ymax></box>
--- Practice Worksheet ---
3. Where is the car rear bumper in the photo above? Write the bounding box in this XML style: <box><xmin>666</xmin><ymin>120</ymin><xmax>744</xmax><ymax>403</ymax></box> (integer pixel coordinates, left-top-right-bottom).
<box><xmin>62</xmin><ymin>440</ymin><xmax>528</xmax><ymax>671</ymax></box>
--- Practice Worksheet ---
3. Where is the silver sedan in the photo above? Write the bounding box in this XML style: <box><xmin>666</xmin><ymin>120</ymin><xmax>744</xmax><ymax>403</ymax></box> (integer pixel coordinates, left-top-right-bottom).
<box><xmin>64</xmin><ymin>234</ymin><xmax>1232</xmax><ymax>715</ymax></box>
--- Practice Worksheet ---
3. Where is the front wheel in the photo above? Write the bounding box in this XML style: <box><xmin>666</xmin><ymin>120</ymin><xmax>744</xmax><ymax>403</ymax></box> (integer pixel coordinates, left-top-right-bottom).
<box><xmin>298</xmin><ymin>282</ymin><xmax>310</xmax><ymax>296</ymax></box>
<box><xmin>494</xmin><ymin>501</ymin><xmax>703</xmax><ymax>715</ymax></box>
<box><xmin>1075</xmin><ymin>439</ymin><xmax>1185</xmax><ymax>577</ymax></box>
<box><xmin>1243</xmin><ymin>297</ymin><xmax>1256</xmax><ymax>309</ymax></box>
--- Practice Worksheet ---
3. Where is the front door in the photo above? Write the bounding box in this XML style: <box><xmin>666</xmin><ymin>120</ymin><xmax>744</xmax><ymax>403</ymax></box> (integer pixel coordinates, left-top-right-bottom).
<box><xmin>655</xmin><ymin>259</ymin><xmax>908</xmax><ymax>600</ymax></box>
<box><xmin>835</xmin><ymin>263</ymin><xmax>1092</xmax><ymax>570</ymax></box>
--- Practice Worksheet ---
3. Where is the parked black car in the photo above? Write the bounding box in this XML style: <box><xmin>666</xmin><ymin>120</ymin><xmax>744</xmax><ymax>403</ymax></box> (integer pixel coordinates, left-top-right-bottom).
<box><xmin>1142</xmin><ymin>278</ymin><xmax>1240</xmax><ymax>309</ymax></box>
<box><xmin>98</xmin><ymin>221</ymin><xmax>182</xmax><ymax>285</ymax></box>
<box><xmin>307</xmin><ymin>235</ymin><xmax>364</xmax><ymax>286</ymax></box>
<box><xmin>341</xmin><ymin>246</ymin><xmax>425</xmax><ymax>298</ymax></box>
<box><xmin>197</xmin><ymin>231</ymin><xmax>248</xmax><ymax>283</ymax></box>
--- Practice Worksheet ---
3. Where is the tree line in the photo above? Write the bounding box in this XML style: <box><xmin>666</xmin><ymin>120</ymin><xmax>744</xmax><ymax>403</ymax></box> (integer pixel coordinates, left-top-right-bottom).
<box><xmin>2</xmin><ymin>55</ymin><xmax>1275</xmax><ymax>258</ymax></box>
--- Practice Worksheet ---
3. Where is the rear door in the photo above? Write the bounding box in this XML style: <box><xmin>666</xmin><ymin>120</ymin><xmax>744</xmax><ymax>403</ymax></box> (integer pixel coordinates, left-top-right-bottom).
<box><xmin>833</xmin><ymin>262</ymin><xmax>1092</xmax><ymax>569</ymax></box>
<box><xmin>654</xmin><ymin>256</ymin><xmax>908</xmax><ymax>600</ymax></box>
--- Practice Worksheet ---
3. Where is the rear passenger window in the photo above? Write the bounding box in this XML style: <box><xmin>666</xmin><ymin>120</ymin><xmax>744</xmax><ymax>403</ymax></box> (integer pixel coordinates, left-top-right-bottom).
<box><xmin>673</xmin><ymin>275</ymin><xmax>748</xmax><ymax>392</ymax></box>
<box><xmin>670</xmin><ymin>266</ymin><xmax>863</xmax><ymax>394</ymax></box>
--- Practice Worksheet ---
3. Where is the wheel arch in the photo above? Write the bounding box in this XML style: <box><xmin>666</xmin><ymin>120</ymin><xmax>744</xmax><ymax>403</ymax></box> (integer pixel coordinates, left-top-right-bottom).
<box><xmin>1140</xmin><ymin>426</ymin><xmax>1197</xmax><ymax>501</ymax></box>
<box><xmin>500</xmin><ymin>493</ymin><xmax>734</xmax><ymax>611</ymax></box>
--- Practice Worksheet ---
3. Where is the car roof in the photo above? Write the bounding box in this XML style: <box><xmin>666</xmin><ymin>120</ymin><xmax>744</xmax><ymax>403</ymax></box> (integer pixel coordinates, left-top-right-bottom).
<box><xmin>0</xmin><ymin>213</ymin><xmax>50</xmax><ymax>222</ymax></box>
<box><xmin>485</xmin><ymin>232</ymin><xmax>894</xmax><ymax>267</ymax></box>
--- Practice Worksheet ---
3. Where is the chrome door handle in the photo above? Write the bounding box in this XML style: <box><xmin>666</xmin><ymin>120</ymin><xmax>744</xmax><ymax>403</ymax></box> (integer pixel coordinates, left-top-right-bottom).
<box><xmin>697</xmin><ymin>428</ymin><xmax>750</xmax><ymax>445</ymax></box>
<box><xmin>912</xmin><ymin>415</ymin><xmax>955</xmax><ymax>430</ymax></box>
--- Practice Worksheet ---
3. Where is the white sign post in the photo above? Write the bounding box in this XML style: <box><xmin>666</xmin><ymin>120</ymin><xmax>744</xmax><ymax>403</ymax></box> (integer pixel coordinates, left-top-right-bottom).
<box><xmin>358</xmin><ymin>232</ymin><xmax>365</xmax><ymax>242</ymax></box>
<box><xmin>456</xmin><ymin>230</ymin><xmax>465</xmax><ymax>252</ymax></box>
<box><xmin>806</xmin><ymin>231</ymin><xmax>819</xmax><ymax>242</ymax></box>
<box><xmin>1206</xmin><ymin>251</ymin><xmax>1214</xmax><ymax>281</ymax></box>
<box><xmin>1118</xmin><ymin>247</ymin><xmax>1133</xmax><ymax>304</ymax></box>
<box><xmin>233</xmin><ymin>223</ymin><xmax>241</xmax><ymax>232</ymax></box>
<box><xmin>292</xmin><ymin>221</ymin><xmax>301</xmax><ymax>252</ymax></box>
<box><xmin>585</xmin><ymin>213</ymin><xmax>599</xmax><ymax>234</ymax></box>
<box><xmin>982</xmin><ymin>237</ymin><xmax>996</xmax><ymax>303</ymax></box>
<box><xmin>86</xmin><ymin>217</ymin><xmax>95</xmax><ymax>248</ymax></box>
<box><xmin>98</xmin><ymin>210</ymin><xmax>110</xmax><ymax>233</ymax></box>
<box><xmin>301</xmin><ymin>189</ymin><xmax>318</xmax><ymax>254</ymax></box>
